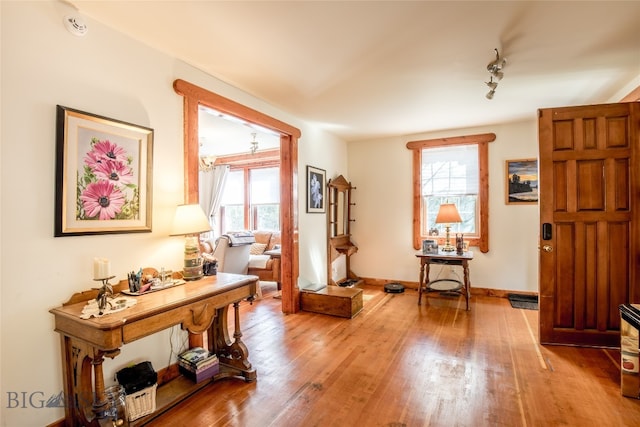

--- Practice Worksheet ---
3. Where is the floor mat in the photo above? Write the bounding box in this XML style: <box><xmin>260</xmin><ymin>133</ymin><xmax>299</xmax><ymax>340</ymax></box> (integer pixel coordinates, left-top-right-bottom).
<box><xmin>507</xmin><ymin>293</ymin><xmax>538</xmax><ymax>310</ymax></box>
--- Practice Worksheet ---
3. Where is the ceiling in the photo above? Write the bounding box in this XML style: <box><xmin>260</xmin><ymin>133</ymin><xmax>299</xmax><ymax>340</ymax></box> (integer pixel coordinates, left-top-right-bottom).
<box><xmin>70</xmin><ymin>1</ymin><xmax>639</xmax><ymax>147</ymax></box>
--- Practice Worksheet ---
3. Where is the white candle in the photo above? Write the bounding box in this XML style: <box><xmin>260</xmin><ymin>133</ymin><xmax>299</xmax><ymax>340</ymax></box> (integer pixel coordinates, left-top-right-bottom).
<box><xmin>93</xmin><ymin>258</ymin><xmax>111</xmax><ymax>280</ymax></box>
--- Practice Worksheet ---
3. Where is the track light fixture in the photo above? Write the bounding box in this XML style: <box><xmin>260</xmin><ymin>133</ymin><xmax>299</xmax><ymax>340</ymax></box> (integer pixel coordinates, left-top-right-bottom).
<box><xmin>249</xmin><ymin>132</ymin><xmax>259</xmax><ymax>154</ymax></box>
<box><xmin>485</xmin><ymin>48</ymin><xmax>506</xmax><ymax>99</ymax></box>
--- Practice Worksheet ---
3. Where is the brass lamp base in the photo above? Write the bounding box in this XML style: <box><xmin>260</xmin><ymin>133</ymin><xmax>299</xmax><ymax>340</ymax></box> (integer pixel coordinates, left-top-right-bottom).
<box><xmin>441</xmin><ymin>243</ymin><xmax>456</xmax><ymax>252</ymax></box>
<box><xmin>442</xmin><ymin>225</ymin><xmax>455</xmax><ymax>252</ymax></box>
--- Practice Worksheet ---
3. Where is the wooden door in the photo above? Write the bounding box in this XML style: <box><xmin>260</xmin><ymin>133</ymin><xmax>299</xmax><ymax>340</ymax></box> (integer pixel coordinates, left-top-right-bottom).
<box><xmin>538</xmin><ymin>102</ymin><xmax>640</xmax><ymax>347</ymax></box>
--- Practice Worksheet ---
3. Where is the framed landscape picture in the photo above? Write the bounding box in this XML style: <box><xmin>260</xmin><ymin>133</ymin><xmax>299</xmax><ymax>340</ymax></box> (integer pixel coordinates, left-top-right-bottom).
<box><xmin>55</xmin><ymin>105</ymin><xmax>154</xmax><ymax>236</ymax></box>
<box><xmin>506</xmin><ymin>158</ymin><xmax>538</xmax><ymax>204</ymax></box>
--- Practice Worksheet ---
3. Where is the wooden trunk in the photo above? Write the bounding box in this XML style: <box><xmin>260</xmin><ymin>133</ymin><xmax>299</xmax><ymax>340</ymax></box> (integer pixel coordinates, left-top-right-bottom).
<box><xmin>300</xmin><ymin>286</ymin><xmax>363</xmax><ymax>318</ymax></box>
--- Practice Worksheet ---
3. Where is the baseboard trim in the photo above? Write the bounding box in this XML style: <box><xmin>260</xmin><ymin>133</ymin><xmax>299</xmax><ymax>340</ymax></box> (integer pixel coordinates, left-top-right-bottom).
<box><xmin>359</xmin><ymin>277</ymin><xmax>538</xmax><ymax>298</ymax></box>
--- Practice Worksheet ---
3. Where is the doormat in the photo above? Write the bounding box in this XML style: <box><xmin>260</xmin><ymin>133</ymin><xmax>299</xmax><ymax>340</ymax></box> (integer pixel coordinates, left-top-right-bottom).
<box><xmin>507</xmin><ymin>293</ymin><xmax>538</xmax><ymax>310</ymax></box>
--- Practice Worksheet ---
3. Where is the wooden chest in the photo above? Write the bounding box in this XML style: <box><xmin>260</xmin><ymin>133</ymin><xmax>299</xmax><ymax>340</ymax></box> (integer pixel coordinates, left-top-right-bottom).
<box><xmin>301</xmin><ymin>286</ymin><xmax>363</xmax><ymax>318</ymax></box>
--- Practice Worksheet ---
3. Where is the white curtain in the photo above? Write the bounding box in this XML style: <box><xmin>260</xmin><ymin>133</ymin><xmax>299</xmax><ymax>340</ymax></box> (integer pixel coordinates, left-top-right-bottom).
<box><xmin>199</xmin><ymin>164</ymin><xmax>230</xmax><ymax>239</ymax></box>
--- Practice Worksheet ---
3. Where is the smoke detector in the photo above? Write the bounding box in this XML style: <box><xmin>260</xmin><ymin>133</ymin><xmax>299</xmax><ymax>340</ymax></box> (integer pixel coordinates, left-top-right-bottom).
<box><xmin>64</xmin><ymin>15</ymin><xmax>88</xmax><ymax>37</ymax></box>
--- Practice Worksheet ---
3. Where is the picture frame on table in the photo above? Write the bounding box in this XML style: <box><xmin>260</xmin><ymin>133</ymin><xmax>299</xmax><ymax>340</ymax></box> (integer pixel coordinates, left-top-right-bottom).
<box><xmin>306</xmin><ymin>165</ymin><xmax>326</xmax><ymax>213</ymax></box>
<box><xmin>506</xmin><ymin>158</ymin><xmax>538</xmax><ymax>205</ymax></box>
<box><xmin>55</xmin><ymin>105</ymin><xmax>154</xmax><ymax>236</ymax></box>
<box><xmin>422</xmin><ymin>239</ymin><xmax>439</xmax><ymax>254</ymax></box>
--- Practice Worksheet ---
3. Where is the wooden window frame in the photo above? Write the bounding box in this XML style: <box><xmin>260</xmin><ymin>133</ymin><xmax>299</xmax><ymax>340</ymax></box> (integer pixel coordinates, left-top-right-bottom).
<box><xmin>217</xmin><ymin>153</ymin><xmax>280</xmax><ymax>232</ymax></box>
<box><xmin>406</xmin><ymin>133</ymin><xmax>495</xmax><ymax>253</ymax></box>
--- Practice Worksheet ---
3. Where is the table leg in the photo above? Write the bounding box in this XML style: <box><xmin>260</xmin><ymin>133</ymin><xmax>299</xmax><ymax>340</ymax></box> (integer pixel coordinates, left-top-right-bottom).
<box><xmin>61</xmin><ymin>337</ymin><xmax>120</xmax><ymax>426</ymax></box>
<box><xmin>463</xmin><ymin>261</ymin><xmax>470</xmax><ymax>311</ymax></box>
<box><xmin>210</xmin><ymin>301</ymin><xmax>256</xmax><ymax>382</ymax></box>
<box><xmin>418</xmin><ymin>260</ymin><xmax>429</xmax><ymax>305</ymax></box>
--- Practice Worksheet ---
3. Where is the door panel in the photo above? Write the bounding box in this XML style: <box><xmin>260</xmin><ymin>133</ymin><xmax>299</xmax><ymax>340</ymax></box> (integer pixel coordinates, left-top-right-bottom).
<box><xmin>539</xmin><ymin>102</ymin><xmax>639</xmax><ymax>347</ymax></box>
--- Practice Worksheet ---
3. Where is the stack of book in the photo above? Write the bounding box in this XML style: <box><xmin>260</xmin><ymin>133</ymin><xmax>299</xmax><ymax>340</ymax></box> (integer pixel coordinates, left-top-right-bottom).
<box><xmin>178</xmin><ymin>347</ymin><xmax>219</xmax><ymax>383</ymax></box>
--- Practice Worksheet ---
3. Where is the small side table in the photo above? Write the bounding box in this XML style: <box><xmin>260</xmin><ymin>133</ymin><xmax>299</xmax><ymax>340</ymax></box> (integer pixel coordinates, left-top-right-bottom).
<box><xmin>416</xmin><ymin>251</ymin><xmax>474</xmax><ymax>310</ymax></box>
<box><xmin>264</xmin><ymin>249</ymin><xmax>281</xmax><ymax>298</ymax></box>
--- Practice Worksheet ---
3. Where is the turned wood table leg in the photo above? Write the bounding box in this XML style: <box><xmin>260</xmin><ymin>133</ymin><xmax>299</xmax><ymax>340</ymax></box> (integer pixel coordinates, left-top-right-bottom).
<box><xmin>463</xmin><ymin>260</ymin><xmax>470</xmax><ymax>311</ymax></box>
<box><xmin>212</xmin><ymin>301</ymin><xmax>256</xmax><ymax>382</ymax></box>
<box><xmin>418</xmin><ymin>260</ymin><xmax>430</xmax><ymax>305</ymax></box>
<box><xmin>91</xmin><ymin>349</ymin><xmax>109</xmax><ymax>419</ymax></box>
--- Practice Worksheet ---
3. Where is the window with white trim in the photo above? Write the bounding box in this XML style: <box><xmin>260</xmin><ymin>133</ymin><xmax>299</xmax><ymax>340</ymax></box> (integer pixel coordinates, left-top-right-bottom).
<box><xmin>422</xmin><ymin>144</ymin><xmax>478</xmax><ymax>237</ymax></box>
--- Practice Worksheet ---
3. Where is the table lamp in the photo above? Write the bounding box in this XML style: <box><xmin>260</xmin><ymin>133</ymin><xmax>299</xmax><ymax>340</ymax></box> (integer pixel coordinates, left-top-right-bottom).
<box><xmin>435</xmin><ymin>203</ymin><xmax>462</xmax><ymax>252</ymax></box>
<box><xmin>169</xmin><ymin>204</ymin><xmax>212</xmax><ymax>280</ymax></box>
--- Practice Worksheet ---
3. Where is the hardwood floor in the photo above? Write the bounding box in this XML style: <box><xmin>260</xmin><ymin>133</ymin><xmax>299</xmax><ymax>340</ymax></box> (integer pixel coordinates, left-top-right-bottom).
<box><xmin>146</xmin><ymin>283</ymin><xmax>640</xmax><ymax>427</ymax></box>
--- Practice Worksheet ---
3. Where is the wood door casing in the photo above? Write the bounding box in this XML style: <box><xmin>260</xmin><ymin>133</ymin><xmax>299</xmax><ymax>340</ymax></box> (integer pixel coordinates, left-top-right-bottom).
<box><xmin>538</xmin><ymin>102</ymin><xmax>640</xmax><ymax>347</ymax></box>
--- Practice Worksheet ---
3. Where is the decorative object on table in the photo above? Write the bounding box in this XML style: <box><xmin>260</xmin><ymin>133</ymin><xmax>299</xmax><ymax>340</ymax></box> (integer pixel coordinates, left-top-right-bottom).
<box><xmin>506</xmin><ymin>158</ymin><xmax>538</xmax><ymax>204</ymax></box>
<box><xmin>123</xmin><ymin>267</ymin><xmax>185</xmax><ymax>296</ymax></box>
<box><xmin>202</xmin><ymin>254</ymin><xmax>218</xmax><ymax>276</ymax></box>
<box><xmin>306</xmin><ymin>165</ymin><xmax>326</xmax><ymax>213</ymax></box>
<box><xmin>456</xmin><ymin>233</ymin><xmax>465</xmax><ymax>255</ymax></box>
<box><xmin>169</xmin><ymin>204</ymin><xmax>212</xmax><ymax>280</ymax></box>
<box><xmin>127</xmin><ymin>268</ymin><xmax>143</xmax><ymax>293</ymax></box>
<box><xmin>54</xmin><ymin>105</ymin><xmax>153</xmax><ymax>237</ymax></box>
<box><xmin>422</xmin><ymin>239</ymin><xmax>438</xmax><ymax>254</ymax></box>
<box><xmin>428</xmin><ymin>227</ymin><xmax>439</xmax><ymax>236</ymax></box>
<box><xmin>80</xmin><ymin>296</ymin><xmax>137</xmax><ymax>319</ymax></box>
<box><xmin>435</xmin><ymin>203</ymin><xmax>462</xmax><ymax>252</ymax></box>
<box><xmin>178</xmin><ymin>347</ymin><xmax>219</xmax><ymax>383</ymax></box>
<box><xmin>92</xmin><ymin>257</ymin><xmax>114</xmax><ymax>314</ymax></box>
<box><xmin>116</xmin><ymin>361</ymin><xmax>157</xmax><ymax>422</ymax></box>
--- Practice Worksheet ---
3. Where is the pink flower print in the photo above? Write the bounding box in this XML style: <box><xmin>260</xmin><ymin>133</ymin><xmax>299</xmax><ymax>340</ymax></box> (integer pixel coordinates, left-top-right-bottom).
<box><xmin>80</xmin><ymin>181</ymin><xmax>126</xmax><ymax>220</ymax></box>
<box><xmin>93</xmin><ymin>160</ymin><xmax>134</xmax><ymax>185</ymax></box>
<box><xmin>90</xmin><ymin>139</ymin><xmax>129</xmax><ymax>164</ymax></box>
<box><xmin>84</xmin><ymin>149</ymin><xmax>104</xmax><ymax>170</ymax></box>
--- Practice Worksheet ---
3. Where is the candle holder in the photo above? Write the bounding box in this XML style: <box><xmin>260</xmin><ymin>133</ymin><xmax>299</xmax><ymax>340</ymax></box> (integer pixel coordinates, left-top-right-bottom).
<box><xmin>94</xmin><ymin>276</ymin><xmax>115</xmax><ymax>315</ymax></box>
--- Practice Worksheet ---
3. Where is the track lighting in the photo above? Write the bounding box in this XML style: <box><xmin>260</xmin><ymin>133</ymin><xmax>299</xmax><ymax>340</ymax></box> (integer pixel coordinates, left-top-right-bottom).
<box><xmin>487</xmin><ymin>48</ymin><xmax>506</xmax><ymax>79</ymax></box>
<box><xmin>249</xmin><ymin>132</ymin><xmax>259</xmax><ymax>154</ymax></box>
<box><xmin>485</xmin><ymin>48</ymin><xmax>506</xmax><ymax>99</ymax></box>
<box><xmin>486</xmin><ymin>77</ymin><xmax>498</xmax><ymax>91</ymax></box>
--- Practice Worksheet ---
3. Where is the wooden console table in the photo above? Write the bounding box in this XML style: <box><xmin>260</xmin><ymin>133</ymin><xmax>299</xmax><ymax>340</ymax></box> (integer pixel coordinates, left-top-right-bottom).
<box><xmin>50</xmin><ymin>272</ymin><xmax>258</xmax><ymax>426</ymax></box>
<box><xmin>416</xmin><ymin>251</ymin><xmax>473</xmax><ymax>310</ymax></box>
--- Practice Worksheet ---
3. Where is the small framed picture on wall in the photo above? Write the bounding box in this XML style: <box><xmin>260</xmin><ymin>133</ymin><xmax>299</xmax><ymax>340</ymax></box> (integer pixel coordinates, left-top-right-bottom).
<box><xmin>306</xmin><ymin>165</ymin><xmax>326</xmax><ymax>213</ymax></box>
<box><xmin>506</xmin><ymin>158</ymin><xmax>538</xmax><ymax>204</ymax></box>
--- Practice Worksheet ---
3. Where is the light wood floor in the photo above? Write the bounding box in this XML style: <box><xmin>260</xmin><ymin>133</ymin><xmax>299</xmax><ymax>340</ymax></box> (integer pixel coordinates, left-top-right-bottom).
<box><xmin>147</xmin><ymin>283</ymin><xmax>640</xmax><ymax>427</ymax></box>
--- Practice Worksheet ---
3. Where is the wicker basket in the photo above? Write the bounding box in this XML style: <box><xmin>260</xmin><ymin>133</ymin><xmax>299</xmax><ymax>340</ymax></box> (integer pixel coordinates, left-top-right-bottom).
<box><xmin>125</xmin><ymin>384</ymin><xmax>157</xmax><ymax>421</ymax></box>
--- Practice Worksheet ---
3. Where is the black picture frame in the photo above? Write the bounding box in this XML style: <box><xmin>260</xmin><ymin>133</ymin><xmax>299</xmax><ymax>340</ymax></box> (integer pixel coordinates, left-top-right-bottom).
<box><xmin>306</xmin><ymin>165</ymin><xmax>326</xmax><ymax>213</ymax></box>
<box><xmin>55</xmin><ymin>105</ymin><xmax>154</xmax><ymax>236</ymax></box>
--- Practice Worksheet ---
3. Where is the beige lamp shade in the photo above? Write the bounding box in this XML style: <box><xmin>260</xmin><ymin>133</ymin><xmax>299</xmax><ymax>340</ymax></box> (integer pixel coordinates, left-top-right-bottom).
<box><xmin>435</xmin><ymin>203</ymin><xmax>462</xmax><ymax>224</ymax></box>
<box><xmin>169</xmin><ymin>204</ymin><xmax>212</xmax><ymax>236</ymax></box>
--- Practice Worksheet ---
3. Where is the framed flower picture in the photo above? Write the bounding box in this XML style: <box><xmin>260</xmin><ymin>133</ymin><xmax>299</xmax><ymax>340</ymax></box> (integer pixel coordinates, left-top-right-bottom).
<box><xmin>55</xmin><ymin>105</ymin><xmax>153</xmax><ymax>236</ymax></box>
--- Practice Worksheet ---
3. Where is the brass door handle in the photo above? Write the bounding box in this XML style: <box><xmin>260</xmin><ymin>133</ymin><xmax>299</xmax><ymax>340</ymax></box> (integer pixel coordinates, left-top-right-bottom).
<box><xmin>542</xmin><ymin>245</ymin><xmax>553</xmax><ymax>252</ymax></box>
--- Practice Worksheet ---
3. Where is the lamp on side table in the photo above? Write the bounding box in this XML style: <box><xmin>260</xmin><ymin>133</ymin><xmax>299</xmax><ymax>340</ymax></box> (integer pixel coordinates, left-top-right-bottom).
<box><xmin>170</xmin><ymin>204</ymin><xmax>212</xmax><ymax>280</ymax></box>
<box><xmin>435</xmin><ymin>203</ymin><xmax>462</xmax><ymax>252</ymax></box>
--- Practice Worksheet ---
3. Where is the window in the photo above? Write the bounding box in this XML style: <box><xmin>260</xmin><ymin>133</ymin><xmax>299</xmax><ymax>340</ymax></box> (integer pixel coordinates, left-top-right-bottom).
<box><xmin>220</xmin><ymin>170</ymin><xmax>245</xmax><ymax>232</ymax></box>
<box><xmin>250</xmin><ymin>167</ymin><xmax>280</xmax><ymax>230</ymax></box>
<box><xmin>219</xmin><ymin>166</ymin><xmax>280</xmax><ymax>233</ymax></box>
<box><xmin>422</xmin><ymin>144</ymin><xmax>478</xmax><ymax>236</ymax></box>
<box><xmin>407</xmin><ymin>133</ymin><xmax>495</xmax><ymax>253</ymax></box>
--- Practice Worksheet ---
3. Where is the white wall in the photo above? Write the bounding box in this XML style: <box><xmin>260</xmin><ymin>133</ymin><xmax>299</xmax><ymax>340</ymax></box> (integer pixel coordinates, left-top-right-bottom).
<box><xmin>0</xmin><ymin>2</ymin><xmax>344</xmax><ymax>425</ymax></box>
<box><xmin>348</xmin><ymin>120</ymin><xmax>540</xmax><ymax>292</ymax></box>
